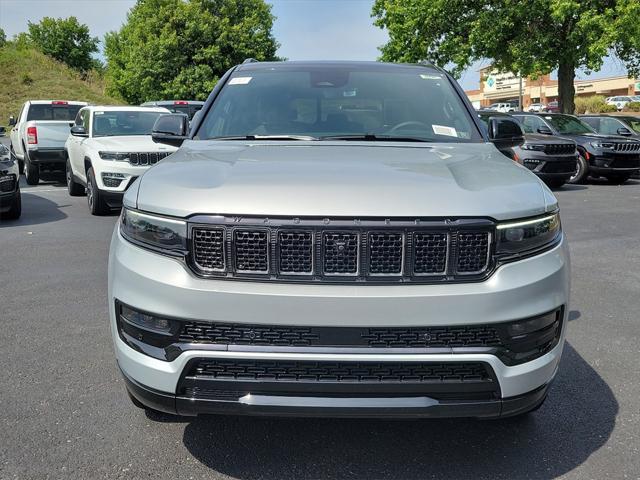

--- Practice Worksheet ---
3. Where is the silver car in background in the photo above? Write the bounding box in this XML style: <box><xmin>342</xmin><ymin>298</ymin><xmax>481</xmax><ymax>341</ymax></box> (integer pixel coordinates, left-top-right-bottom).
<box><xmin>109</xmin><ymin>61</ymin><xmax>570</xmax><ymax>419</ymax></box>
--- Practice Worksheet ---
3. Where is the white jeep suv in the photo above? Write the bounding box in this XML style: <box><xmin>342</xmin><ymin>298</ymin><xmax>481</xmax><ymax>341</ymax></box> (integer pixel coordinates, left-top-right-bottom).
<box><xmin>65</xmin><ymin>106</ymin><xmax>177</xmax><ymax>215</ymax></box>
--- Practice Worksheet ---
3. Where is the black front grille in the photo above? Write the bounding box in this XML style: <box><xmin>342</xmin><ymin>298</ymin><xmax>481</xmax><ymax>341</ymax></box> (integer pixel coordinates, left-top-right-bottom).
<box><xmin>190</xmin><ymin>218</ymin><xmax>494</xmax><ymax>283</ymax></box>
<box><xmin>178</xmin><ymin>321</ymin><xmax>502</xmax><ymax>349</ymax></box>
<box><xmin>323</xmin><ymin>232</ymin><xmax>359</xmax><ymax>275</ymax></box>
<box><xmin>188</xmin><ymin>359</ymin><xmax>491</xmax><ymax>384</ymax></box>
<box><xmin>234</xmin><ymin>230</ymin><xmax>269</xmax><ymax>273</ymax></box>
<box><xmin>610</xmin><ymin>156</ymin><xmax>640</xmax><ymax>168</ymax></box>
<box><xmin>0</xmin><ymin>174</ymin><xmax>16</xmax><ymax>193</ymax></box>
<box><xmin>614</xmin><ymin>142</ymin><xmax>640</xmax><ymax>152</ymax></box>
<box><xmin>544</xmin><ymin>143</ymin><xmax>575</xmax><ymax>155</ymax></box>
<box><xmin>456</xmin><ymin>232</ymin><xmax>490</xmax><ymax>273</ymax></box>
<box><xmin>541</xmin><ymin>160</ymin><xmax>577</xmax><ymax>173</ymax></box>
<box><xmin>368</xmin><ymin>232</ymin><xmax>403</xmax><ymax>274</ymax></box>
<box><xmin>128</xmin><ymin>151</ymin><xmax>172</xmax><ymax>166</ymax></box>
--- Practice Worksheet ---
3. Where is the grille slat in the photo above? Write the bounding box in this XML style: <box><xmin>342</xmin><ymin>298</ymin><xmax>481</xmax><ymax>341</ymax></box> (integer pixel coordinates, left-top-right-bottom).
<box><xmin>191</xmin><ymin>220</ymin><xmax>493</xmax><ymax>282</ymax></box>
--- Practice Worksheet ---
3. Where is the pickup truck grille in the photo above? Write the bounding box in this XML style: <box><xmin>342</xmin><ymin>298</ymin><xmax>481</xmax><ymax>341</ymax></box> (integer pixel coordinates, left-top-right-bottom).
<box><xmin>189</xmin><ymin>218</ymin><xmax>493</xmax><ymax>283</ymax></box>
<box><xmin>128</xmin><ymin>151</ymin><xmax>172</xmax><ymax>166</ymax></box>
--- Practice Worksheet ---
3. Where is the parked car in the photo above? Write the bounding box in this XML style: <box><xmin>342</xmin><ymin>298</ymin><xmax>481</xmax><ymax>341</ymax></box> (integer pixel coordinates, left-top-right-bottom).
<box><xmin>543</xmin><ymin>101</ymin><xmax>559</xmax><ymax>113</ymax></box>
<box><xmin>9</xmin><ymin>100</ymin><xmax>87</xmax><ymax>185</ymax></box>
<box><xmin>605</xmin><ymin>96</ymin><xmax>636</xmax><ymax>111</ymax></box>
<box><xmin>477</xmin><ymin>111</ymin><xmax>577</xmax><ymax>188</ymax></box>
<box><xmin>485</xmin><ymin>102</ymin><xmax>516</xmax><ymax>113</ymax></box>
<box><xmin>111</xmin><ymin>60</ymin><xmax>569</xmax><ymax>420</ymax></box>
<box><xmin>65</xmin><ymin>106</ymin><xmax>177</xmax><ymax>215</ymax></box>
<box><xmin>141</xmin><ymin>100</ymin><xmax>204</xmax><ymax>120</ymax></box>
<box><xmin>527</xmin><ymin>103</ymin><xmax>545</xmax><ymax>112</ymax></box>
<box><xmin>580</xmin><ymin>114</ymin><xmax>640</xmax><ymax>139</ymax></box>
<box><xmin>513</xmin><ymin>112</ymin><xmax>640</xmax><ymax>183</ymax></box>
<box><xmin>0</xmin><ymin>143</ymin><xmax>21</xmax><ymax>220</ymax></box>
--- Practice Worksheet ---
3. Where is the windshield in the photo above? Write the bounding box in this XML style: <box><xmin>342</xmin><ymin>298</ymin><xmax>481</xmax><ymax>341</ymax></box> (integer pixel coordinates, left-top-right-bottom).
<box><xmin>92</xmin><ymin>111</ymin><xmax>165</xmax><ymax>137</ymax></box>
<box><xmin>197</xmin><ymin>66</ymin><xmax>481</xmax><ymax>142</ymax></box>
<box><xmin>27</xmin><ymin>104</ymin><xmax>82</xmax><ymax>121</ymax></box>
<box><xmin>543</xmin><ymin>115</ymin><xmax>594</xmax><ymax>135</ymax></box>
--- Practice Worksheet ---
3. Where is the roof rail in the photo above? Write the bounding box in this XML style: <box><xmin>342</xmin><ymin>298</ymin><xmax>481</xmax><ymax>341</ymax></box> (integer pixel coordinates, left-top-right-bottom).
<box><xmin>242</xmin><ymin>58</ymin><xmax>259</xmax><ymax>64</ymax></box>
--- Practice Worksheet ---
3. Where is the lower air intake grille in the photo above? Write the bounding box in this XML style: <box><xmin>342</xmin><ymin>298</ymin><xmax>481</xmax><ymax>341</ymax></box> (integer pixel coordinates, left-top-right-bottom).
<box><xmin>189</xmin><ymin>359</ymin><xmax>492</xmax><ymax>384</ymax></box>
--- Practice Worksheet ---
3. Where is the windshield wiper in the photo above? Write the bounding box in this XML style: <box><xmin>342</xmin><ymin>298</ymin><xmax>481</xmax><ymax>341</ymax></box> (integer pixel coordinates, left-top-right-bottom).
<box><xmin>320</xmin><ymin>134</ymin><xmax>433</xmax><ymax>142</ymax></box>
<box><xmin>210</xmin><ymin>135</ymin><xmax>319</xmax><ymax>141</ymax></box>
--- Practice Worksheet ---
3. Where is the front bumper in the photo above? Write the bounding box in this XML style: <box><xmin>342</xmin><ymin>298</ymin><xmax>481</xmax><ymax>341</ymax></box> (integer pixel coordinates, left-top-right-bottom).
<box><xmin>109</xmin><ymin>228</ymin><xmax>570</xmax><ymax>417</ymax></box>
<box><xmin>588</xmin><ymin>151</ymin><xmax>640</xmax><ymax>174</ymax></box>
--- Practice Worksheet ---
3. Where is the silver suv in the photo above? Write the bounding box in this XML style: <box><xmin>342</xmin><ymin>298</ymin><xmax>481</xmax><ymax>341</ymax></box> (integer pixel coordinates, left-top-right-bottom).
<box><xmin>109</xmin><ymin>61</ymin><xmax>570</xmax><ymax>419</ymax></box>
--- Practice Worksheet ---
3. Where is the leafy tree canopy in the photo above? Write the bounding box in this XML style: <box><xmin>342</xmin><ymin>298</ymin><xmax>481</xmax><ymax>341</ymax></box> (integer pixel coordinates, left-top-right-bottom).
<box><xmin>27</xmin><ymin>16</ymin><xmax>99</xmax><ymax>72</ymax></box>
<box><xmin>372</xmin><ymin>0</ymin><xmax>640</xmax><ymax>113</ymax></box>
<box><xmin>0</xmin><ymin>28</ymin><xmax>6</xmax><ymax>47</ymax></box>
<box><xmin>104</xmin><ymin>0</ymin><xmax>280</xmax><ymax>103</ymax></box>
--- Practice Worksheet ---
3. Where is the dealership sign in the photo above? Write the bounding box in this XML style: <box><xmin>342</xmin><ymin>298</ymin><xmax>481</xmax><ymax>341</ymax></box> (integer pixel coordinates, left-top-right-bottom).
<box><xmin>484</xmin><ymin>71</ymin><xmax>526</xmax><ymax>93</ymax></box>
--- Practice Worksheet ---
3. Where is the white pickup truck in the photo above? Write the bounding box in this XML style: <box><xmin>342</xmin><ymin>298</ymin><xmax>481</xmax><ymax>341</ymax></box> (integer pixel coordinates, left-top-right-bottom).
<box><xmin>9</xmin><ymin>100</ymin><xmax>87</xmax><ymax>184</ymax></box>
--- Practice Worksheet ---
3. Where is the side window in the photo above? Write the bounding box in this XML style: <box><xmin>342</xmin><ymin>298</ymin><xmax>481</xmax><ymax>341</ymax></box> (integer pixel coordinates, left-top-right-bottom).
<box><xmin>82</xmin><ymin>110</ymin><xmax>91</xmax><ymax>131</ymax></box>
<box><xmin>519</xmin><ymin>115</ymin><xmax>545</xmax><ymax>133</ymax></box>
<box><xmin>600</xmin><ymin>117</ymin><xmax>624</xmax><ymax>135</ymax></box>
<box><xmin>74</xmin><ymin>109</ymin><xmax>84</xmax><ymax>126</ymax></box>
<box><xmin>581</xmin><ymin>117</ymin><xmax>599</xmax><ymax>131</ymax></box>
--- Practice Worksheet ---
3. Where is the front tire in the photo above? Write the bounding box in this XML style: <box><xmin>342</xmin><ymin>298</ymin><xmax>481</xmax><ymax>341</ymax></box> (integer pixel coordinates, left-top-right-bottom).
<box><xmin>24</xmin><ymin>150</ymin><xmax>40</xmax><ymax>185</ymax></box>
<box><xmin>86</xmin><ymin>167</ymin><xmax>109</xmax><ymax>215</ymax></box>
<box><xmin>2</xmin><ymin>185</ymin><xmax>22</xmax><ymax>220</ymax></box>
<box><xmin>66</xmin><ymin>159</ymin><xmax>85</xmax><ymax>196</ymax></box>
<box><xmin>568</xmin><ymin>153</ymin><xmax>588</xmax><ymax>184</ymax></box>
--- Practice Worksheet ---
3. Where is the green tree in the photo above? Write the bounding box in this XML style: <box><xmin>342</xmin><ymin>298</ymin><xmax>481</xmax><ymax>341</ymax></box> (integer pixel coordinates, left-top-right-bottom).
<box><xmin>372</xmin><ymin>0</ymin><xmax>640</xmax><ymax>113</ymax></box>
<box><xmin>104</xmin><ymin>0</ymin><xmax>280</xmax><ymax>103</ymax></box>
<box><xmin>0</xmin><ymin>28</ymin><xmax>6</xmax><ymax>47</ymax></box>
<box><xmin>27</xmin><ymin>16</ymin><xmax>99</xmax><ymax>72</ymax></box>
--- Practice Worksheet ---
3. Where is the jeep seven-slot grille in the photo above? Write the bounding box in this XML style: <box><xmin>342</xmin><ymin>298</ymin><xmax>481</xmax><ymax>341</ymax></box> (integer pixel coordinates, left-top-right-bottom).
<box><xmin>188</xmin><ymin>359</ymin><xmax>491</xmax><ymax>384</ymax></box>
<box><xmin>613</xmin><ymin>142</ymin><xmax>640</xmax><ymax>152</ymax></box>
<box><xmin>190</xmin><ymin>220</ymin><xmax>493</xmax><ymax>283</ymax></box>
<box><xmin>543</xmin><ymin>144</ymin><xmax>575</xmax><ymax>155</ymax></box>
<box><xmin>178</xmin><ymin>321</ymin><xmax>502</xmax><ymax>348</ymax></box>
<box><xmin>128</xmin><ymin>151</ymin><xmax>172</xmax><ymax>166</ymax></box>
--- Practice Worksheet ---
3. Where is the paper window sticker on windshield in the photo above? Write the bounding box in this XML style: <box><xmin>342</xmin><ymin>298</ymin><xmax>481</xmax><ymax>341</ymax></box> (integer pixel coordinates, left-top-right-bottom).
<box><xmin>420</xmin><ymin>74</ymin><xmax>442</xmax><ymax>80</ymax></box>
<box><xmin>95</xmin><ymin>112</ymin><xmax>104</xmax><ymax>115</ymax></box>
<box><xmin>433</xmin><ymin>125</ymin><xmax>458</xmax><ymax>137</ymax></box>
<box><xmin>228</xmin><ymin>77</ymin><xmax>252</xmax><ymax>85</ymax></box>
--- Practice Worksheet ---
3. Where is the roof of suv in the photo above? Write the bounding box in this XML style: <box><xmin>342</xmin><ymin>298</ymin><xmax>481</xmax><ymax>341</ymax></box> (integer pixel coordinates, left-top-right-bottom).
<box><xmin>234</xmin><ymin>60</ymin><xmax>440</xmax><ymax>73</ymax></box>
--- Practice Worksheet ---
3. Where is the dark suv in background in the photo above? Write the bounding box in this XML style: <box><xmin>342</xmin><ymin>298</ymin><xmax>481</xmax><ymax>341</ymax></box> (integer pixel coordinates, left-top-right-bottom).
<box><xmin>477</xmin><ymin>111</ymin><xmax>577</xmax><ymax>188</ymax></box>
<box><xmin>512</xmin><ymin>113</ymin><xmax>640</xmax><ymax>184</ymax></box>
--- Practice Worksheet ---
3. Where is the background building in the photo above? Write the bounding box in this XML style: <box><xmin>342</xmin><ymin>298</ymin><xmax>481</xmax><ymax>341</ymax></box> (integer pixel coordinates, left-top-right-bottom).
<box><xmin>465</xmin><ymin>65</ymin><xmax>640</xmax><ymax>109</ymax></box>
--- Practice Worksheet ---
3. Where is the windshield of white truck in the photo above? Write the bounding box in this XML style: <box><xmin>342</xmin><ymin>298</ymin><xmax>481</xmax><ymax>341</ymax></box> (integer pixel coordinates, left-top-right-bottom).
<box><xmin>26</xmin><ymin>104</ymin><xmax>82</xmax><ymax>121</ymax></box>
<box><xmin>92</xmin><ymin>111</ymin><xmax>166</xmax><ymax>137</ymax></box>
<box><xmin>197</xmin><ymin>66</ymin><xmax>482</xmax><ymax>143</ymax></box>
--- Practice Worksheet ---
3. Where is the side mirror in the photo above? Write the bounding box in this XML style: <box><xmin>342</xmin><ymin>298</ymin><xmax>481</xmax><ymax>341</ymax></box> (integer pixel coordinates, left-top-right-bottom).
<box><xmin>488</xmin><ymin>117</ymin><xmax>525</xmax><ymax>150</ymax></box>
<box><xmin>70</xmin><ymin>125</ymin><xmax>88</xmax><ymax>137</ymax></box>
<box><xmin>617</xmin><ymin>127</ymin><xmax>632</xmax><ymax>136</ymax></box>
<box><xmin>537</xmin><ymin>125</ymin><xmax>553</xmax><ymax>135</ymax></box>
<box><xmin>0</xmin><ymin>126</ymin><xmax>5</xmax><ymax>136</ymax></box>
<box><xmin>152</xmin><ymin>114</ymin><xmax>189</xmax><ymax>147</ymax></box>
<box><xmin>8</xmin><ymin>116</ymin><xmax>16</xmax><ymax>127</ymax></box>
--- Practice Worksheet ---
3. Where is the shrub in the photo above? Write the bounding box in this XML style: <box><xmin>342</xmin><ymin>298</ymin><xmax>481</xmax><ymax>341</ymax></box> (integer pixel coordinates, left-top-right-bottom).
<box><xmin>623</xmin><ymin>101</ymin><xmax>640</xmax><ymax>112</ymax></box>
<box><xmin>21</xmin><ymin>72</ymin><xmax>33</xmax><ymax>85</ymax></box>
<box><xmin>574</xmin><ymin>95</ymin><xmax>617</xmax><ymax>114</ymax></box>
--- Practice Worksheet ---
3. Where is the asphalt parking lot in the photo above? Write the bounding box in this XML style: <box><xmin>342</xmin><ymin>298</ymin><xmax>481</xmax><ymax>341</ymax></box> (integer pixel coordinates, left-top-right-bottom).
<box><xmin>1</xmin><ymin>149</ymin><xmax>640</xmax><ymax>479</ymax></box>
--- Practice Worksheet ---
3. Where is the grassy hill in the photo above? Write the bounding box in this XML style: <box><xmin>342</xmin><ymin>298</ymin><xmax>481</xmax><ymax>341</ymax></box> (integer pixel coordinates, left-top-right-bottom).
<box><xmin>0</xmin><ymin>45</ymin><xmax>124</xmax><ymax>128</ymax></box>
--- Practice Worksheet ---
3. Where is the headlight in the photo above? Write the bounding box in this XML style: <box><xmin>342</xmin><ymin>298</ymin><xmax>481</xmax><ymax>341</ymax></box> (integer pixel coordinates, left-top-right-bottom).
<box><xmin>496</xmin><ymin>212</ymin><xmax>561</xmax><ymax>255</ymax></box>
<box><xmin>520</xmin><ymin>144</ymin><xmax>545</xmax><ymax>151</ymax></box>
<box><xmin>120</xmin><ymin>207</ymin><xmax>187</xmax><ymax>255</ymax></box>
<box><xmin>590</xmin><ymin>142</ymin><xmax>614</xmax><ymax>150</ymax></box>
<box><xmin>99</xmin><ymin>151</ymin><xmax>130</xmax><ymax>161</ymax></box>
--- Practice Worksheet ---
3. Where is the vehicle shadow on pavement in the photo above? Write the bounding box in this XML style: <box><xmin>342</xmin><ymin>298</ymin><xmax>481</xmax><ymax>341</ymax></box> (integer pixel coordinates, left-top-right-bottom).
<box><xmin>0</xmin><ymin>193</ymin><xmax>67</xmax><ymax>227</ymax></box>
<box><xmin>180</xmin><ymin>343</ymin><xmax>617</xmax><ymax>480</ymax></box>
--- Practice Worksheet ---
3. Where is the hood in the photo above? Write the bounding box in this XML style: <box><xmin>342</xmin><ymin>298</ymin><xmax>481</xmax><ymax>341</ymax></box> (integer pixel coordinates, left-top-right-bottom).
<box><xmin>561</xmin><ymin>133</ymin><xmax>639</xmax><ymax>143</ymax></box>
<box><xmin>134</xmin><ymin>141</ymin><xmax>553</xmax><ymax>221</ymax></box>
<box><xmin>524</xmin><ymin>134</ymin><xmax>575</xmax><ymax>144</ymax></box>
<box><xmin>91</xmin><ymin>135</ymin><xmax>177</xmax><ymax>153</ymax></box>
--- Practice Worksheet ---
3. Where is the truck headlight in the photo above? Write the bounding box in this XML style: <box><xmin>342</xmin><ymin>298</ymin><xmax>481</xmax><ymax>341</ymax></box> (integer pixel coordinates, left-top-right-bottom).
<box><xmin>520</xmin><ymin>144</ymin><xmax>545</xmax><ymax>151</ymax></box>
<box><xmin>120</xmin><ymin>207</ymin><xmax>187</xmax><ymax>255</ymax></box>
<box><xmin>496</xmin><ymin>212</ymin><xmax>561</xmax><ymax>255</ymax></box>
<box><xmin>99</xmin><ymin>151</ymin><xmax>130</xmax><ymax>161</ymax></box>
<box><xmin>590</xmin><ymin>142</ymin><xmax>614</xmax><ymax>150</ymax></box>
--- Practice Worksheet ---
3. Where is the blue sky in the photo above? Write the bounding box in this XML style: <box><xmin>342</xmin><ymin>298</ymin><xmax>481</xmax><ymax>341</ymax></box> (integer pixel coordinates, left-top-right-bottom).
<box><xmin>0</xmin><ymin>0</ymin><xmax>630</xmax><ymax>90</ymax></box>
